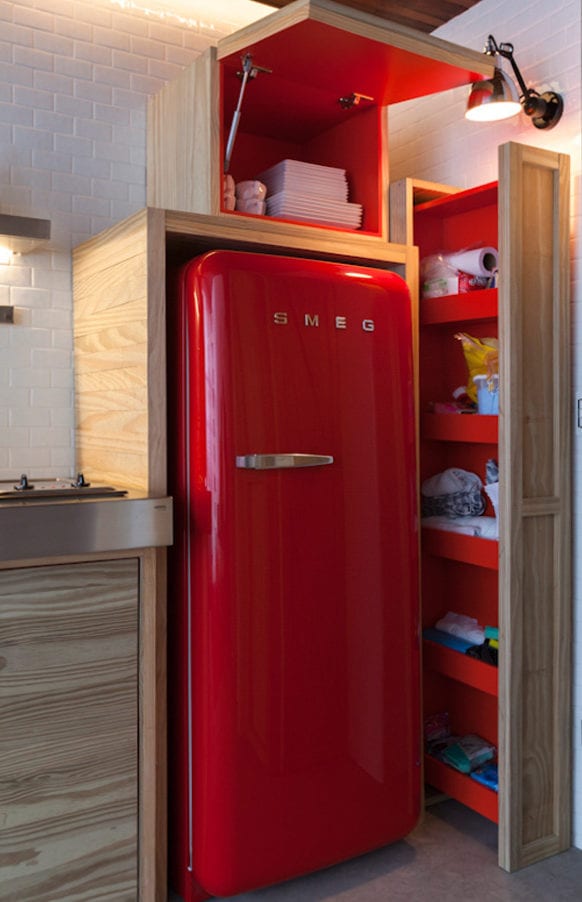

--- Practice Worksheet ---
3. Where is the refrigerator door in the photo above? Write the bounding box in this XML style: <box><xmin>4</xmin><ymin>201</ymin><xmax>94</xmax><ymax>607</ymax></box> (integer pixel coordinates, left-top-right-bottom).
<box><xmin>170</xmin><ymin>250</ymin><xmax>420</xmax><ymax>899</ymax></box>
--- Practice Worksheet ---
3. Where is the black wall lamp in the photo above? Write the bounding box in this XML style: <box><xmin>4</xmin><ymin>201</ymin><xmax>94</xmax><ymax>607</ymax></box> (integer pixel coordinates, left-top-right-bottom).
<box><xmin>466</xmin><ymin>35</ymin><xmax>563</xmax><ymax>129</ymax></box>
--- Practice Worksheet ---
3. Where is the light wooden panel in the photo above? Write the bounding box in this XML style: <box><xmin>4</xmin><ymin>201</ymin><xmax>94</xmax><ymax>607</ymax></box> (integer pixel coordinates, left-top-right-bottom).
<box><xmin>389</xmin><ymin>177</ymin><xmax>460</xmax><ymax>245</ymax></box>
<box><xmin>389</xmin><ymin>152</ymin><xmax>571</xmax><ymax>872</ymax></box>
<box><xmin>0</xmin><ymin>559</ymin><xmax>139</xmax><ymax>901</ymax></box>
<box><xmin>216</xmin><ymin>0</ymin><xmax>492</xmax><ymax>77</ymax></box>
<box><xmin>147</xmin><ymin>47</ymin><xmax>220</xmax><ymax>215</ymax></box>
<box><xmin>498</xmin><ymin>141</ymin><xmax>571</xmax><ymax>871</ymax></box>
<box><xmin>521</xmin><ymin>515</ymin><xmax>556</xmax><ymax>844</ymax></box>
<box><xmin>73</xmin><ymin>208</ymin><xmax>166</xmax><ymax>494</ymax></box>
<box><xmin>253</xmin><ymin>0</ymin><xmax>483</xmax><ymax>33</ymax></box>
<box><xmin>139</xmin><ymin>547</ymin><xmax>167</xmax><ymax>902</ymax></box>
<box><xmin>164</xmin><ymin>208</ymin><xmax>413</xmax><ymax>273</ymax></box>
<box><xmin>0</xmin><ymin>549</ymin><xmax>167</xmax><ymax>902</ymax></box>
<box><xmin>388</xmin><ymin>177</ymin><xmax>461</xmax><ymax>380</ymax></box>
<box><xmin>388</xmin><ymin>176</ymin><xmax>458</xmax><ymax>514</ymax></box>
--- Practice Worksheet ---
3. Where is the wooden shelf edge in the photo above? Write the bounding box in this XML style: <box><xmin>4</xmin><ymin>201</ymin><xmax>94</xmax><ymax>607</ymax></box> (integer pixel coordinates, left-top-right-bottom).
<box><xmin>421</xmin><ymin>527</ymin><xmax>499</xmax><ymax>570</ymax></box>
<box><xmin>423</xmin><ymin>639</ymin><xmax>498</xmax><ymax>696</ymax></box>
<box><xmin>163</xmin><ymin>210</ymin><xmax>410</xmax><ymax>265</ymax></box>
<box><xmin>424</xmin><ymin>754</ymin><xmax>498</xmax><ymax>823</ymax></box>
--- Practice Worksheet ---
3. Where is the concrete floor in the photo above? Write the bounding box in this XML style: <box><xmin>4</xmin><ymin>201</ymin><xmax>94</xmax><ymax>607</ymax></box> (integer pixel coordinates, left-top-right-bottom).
<box><xmin>169</xmin><ymin>799</ymin><xmax>582</xmax><ymax>901</ymax></box>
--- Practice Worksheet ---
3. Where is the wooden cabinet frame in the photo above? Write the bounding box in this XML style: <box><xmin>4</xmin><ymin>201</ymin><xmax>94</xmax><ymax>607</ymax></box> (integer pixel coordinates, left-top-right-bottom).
<box><xmin>76</xmin><ymin>0</ymin><xmax>570</xmax><ymax>884</ymax></box>
<box><xmin>73</xmin><ymin>207</ymin><xmax>418</xmax><ymax>898</ymax></box>
<box><xmin>0</xmin><ymin>547</ymin><xmax>166</xmax><ymax>901</ymax></box>
<box><xmin>390</xmin><ymin>141</ymin><xmax>571</xmax><ymax>872</ymax></box>
<box><xmin>498</xmin><ymin>142</ymin><xmax>571</xmax><ymax>871</ymax></box>
<box><xmin>147</xmin><ymin>0</ymin><xmax>491</xmax><ymax>239</ymax></box>
<box><xmin>74</xmin><ymin>140</ymin><xmax>570</xmax><ymax>887</ymax></box>
<box><xmin>73</xmin><ymin>207</ymin><xmax>418</xmax><ymax>497</ymax></box>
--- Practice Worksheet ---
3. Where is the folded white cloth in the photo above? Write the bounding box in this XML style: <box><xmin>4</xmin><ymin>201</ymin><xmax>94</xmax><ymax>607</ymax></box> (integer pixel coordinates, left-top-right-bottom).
<box><xmin>422</xmin><ymin>516</ymin><xmax>474</xmax><ymax>536</ymax></box>
<box><xmin>435</xmin><ymin>611</ymin><xmax>485</xmax><ymax>645</ymax></box>
<box><xmin>485</xmin><ymin>481</ymin><xmax>499</xmax><ymax>519</ymax></box>
<box><xmin>422</xmin><ymin>515</ymin><xmax>498</xmax><ymax>540</ymax></box>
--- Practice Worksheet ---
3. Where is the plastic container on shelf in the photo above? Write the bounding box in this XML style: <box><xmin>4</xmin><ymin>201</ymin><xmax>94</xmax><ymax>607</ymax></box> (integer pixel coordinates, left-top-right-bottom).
<box><xmin>473</xmin><ymin>374</ymin><xmax>499</xmax><ymax>415</ymax></box>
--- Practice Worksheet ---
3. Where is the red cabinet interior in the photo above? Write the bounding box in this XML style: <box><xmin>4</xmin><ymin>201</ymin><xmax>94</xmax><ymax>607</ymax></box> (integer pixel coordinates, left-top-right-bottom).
<box><xmin>414</xmin><ymin>183</ymin><xmax>498</xmax><ymax>251</ymax></box>
<box><xmin>415</xmin><ymin>182</ymin><xmax>500</xmax><ymax>822</ymax></box>
<box><xmin>425</xmin><ymin>755</ymin><xmax>498</xmax><ymax>823</ymax></box>
<box><xmin>223</xmin><ymin>103</ymin><xmax>383</xmax><ymax>234</ymax></box>
<box><xmin>217</xmin><ymin>16</ymin><xmax>489</xmax><ymax>235</ymax></box>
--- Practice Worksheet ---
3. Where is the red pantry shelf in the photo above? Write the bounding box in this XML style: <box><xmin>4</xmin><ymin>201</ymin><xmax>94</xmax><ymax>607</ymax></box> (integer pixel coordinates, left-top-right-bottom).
<box><xmin>414</xmin><ymin>182</ymin><xmax>498</xmax><ymax>217</ymax></box>
<box><xmin>421</xmin><ymin>413</ymin><xmax>498</xmax><ymax>444</ymax></box>
<box><xmin>423</xmin><ymin>639</ymin><xmax>498</xmax><ymax>696</ymax></box>
<box><xmin>422</xmin><ymin>527</ymin><xmax>499</xmax><ymax>570</ymax></box>
<box><xmin>420</xmin><ymin>287</ymin><xmax>497</xmax><ymax>326</ymax></box>
<box><xmin>424</xmin><ymin>754</ymin><xmax>498</xmax><ymax>823</ymax></box>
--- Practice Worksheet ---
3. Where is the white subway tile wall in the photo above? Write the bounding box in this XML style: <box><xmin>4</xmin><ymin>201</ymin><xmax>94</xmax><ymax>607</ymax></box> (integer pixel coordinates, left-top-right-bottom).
<box><xmin>389</xmin><ymin>0</ymin><xmax>581</xmax><ymax>848</ymax></box>
<box><xmin>0</xmin><ymin>0</ymin><xmax>264</xmax><ymax>479</ymax></box>
<box><xmin>1</xmin><ymin>0</ymin><xmax>581</xmax><ymax>850</ymax></box>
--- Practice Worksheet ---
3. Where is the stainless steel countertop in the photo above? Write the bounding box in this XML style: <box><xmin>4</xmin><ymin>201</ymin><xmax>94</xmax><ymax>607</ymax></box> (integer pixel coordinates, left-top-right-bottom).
<box><xmin>0</xmin><ymin>492</ymin><xmax>173</xmax><ymax>563</ymax></box>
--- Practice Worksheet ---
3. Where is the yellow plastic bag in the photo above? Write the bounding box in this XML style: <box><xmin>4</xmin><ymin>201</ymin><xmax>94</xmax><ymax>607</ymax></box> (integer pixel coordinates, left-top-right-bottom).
<box><xmin>454</xmin><ymin>332</ymin><xmax>498</xmax><ymax>403</ymax></box>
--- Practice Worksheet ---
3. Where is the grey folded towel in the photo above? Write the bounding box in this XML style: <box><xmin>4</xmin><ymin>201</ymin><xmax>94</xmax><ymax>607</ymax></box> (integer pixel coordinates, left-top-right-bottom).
<box><xmin>421</xmin><ymin>468</ymin><xmax>485</xmax><ymax>518</ymax></box>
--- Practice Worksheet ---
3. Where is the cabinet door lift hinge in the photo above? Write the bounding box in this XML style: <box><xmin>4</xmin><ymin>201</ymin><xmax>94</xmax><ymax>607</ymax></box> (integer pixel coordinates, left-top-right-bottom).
<box><xmin>224</xmin><ymin>54</ymin><xmax>272</xmax><ymax>174</ymax></box>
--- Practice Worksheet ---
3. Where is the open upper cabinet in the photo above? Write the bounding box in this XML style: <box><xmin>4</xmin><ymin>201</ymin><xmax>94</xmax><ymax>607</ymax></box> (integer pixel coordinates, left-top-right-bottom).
<box><xmin>147</xmin><ymin>0</ymin><xmax>492</xmax><ymax>239</ymax></box>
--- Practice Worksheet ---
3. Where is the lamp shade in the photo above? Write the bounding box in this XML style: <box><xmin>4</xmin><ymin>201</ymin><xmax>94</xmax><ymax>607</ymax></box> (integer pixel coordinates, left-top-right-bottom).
<box><xmin>465</xmin><ymin>67</ymin><xmax>521</xmax><ymax>121</ymax></box>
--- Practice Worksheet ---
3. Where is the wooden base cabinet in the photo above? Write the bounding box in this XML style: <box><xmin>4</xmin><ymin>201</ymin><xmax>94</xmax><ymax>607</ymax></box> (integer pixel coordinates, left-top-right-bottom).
<box><xmin>390</xmin><ymin>141</ymin><xmax>571</xmax><ymax>872</ymax></box>
<box><xmin>0</xmin><ymin>550</ymin><xmax>166</xmax><ymax>902</ymax></box>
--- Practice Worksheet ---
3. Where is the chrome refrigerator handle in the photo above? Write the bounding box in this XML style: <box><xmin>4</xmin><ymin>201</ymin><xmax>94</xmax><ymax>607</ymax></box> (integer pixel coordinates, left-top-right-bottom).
<box><xmin>236</xmin><ymin>453</ymin><xmax>334</xmax><ymax>470</ymax></box>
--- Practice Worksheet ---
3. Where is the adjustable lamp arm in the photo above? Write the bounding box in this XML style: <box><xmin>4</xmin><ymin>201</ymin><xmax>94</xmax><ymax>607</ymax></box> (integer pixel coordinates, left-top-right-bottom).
<box><xmin>485</xmin><ymin>36</ymin><xmax>528</xmax><ymax>97</ymax></box>
<box><xmin>483</xmin><ymin>34</ymin><xmax>564</xmax><ymax>128</ymax></box>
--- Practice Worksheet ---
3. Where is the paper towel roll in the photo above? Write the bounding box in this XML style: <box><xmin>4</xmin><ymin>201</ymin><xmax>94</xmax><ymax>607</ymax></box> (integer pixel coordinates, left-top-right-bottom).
<box><xmin>443</xmin><ymin>247</ymin><xmax>498</xmax><ymax>277</ymax></box>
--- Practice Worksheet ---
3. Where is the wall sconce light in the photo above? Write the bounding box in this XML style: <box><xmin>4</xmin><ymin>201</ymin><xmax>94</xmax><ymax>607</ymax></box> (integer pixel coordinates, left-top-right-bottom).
<box><xmin>0</xmin><ymin>213</ymin><xmax>51</xmax><ymax>256</ymax></box>
<box><xmin>0</xmin><ymin>246</ymin><xmax>13</xmax><ymax>265</ymax></box>
<box><xmin>466</xmin><ymin>35</ymin><xmax>564</xmax><ymax>129</ymax></box>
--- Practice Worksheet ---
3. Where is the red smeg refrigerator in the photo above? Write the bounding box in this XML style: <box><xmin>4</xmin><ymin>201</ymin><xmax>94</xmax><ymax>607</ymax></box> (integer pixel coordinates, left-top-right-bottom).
<box><xmin>167</xmin><ymin>250</ymin><xmax>420</xmax><ymax>901</ymax></box>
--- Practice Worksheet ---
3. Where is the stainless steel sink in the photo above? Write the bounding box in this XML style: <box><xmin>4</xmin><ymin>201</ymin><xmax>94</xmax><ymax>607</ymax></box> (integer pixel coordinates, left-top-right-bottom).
<box><xmin>0</xmin><ymin>476</ymin><xmax>173</xmax><ymax>562</ymax></box>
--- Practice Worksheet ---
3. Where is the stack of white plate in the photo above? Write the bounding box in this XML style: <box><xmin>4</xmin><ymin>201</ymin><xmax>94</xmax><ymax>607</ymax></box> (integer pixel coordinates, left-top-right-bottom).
<box><xmin>257</xmin><ymin>159</ymin><xmax>363</xmax><ymax>230</ymax></box>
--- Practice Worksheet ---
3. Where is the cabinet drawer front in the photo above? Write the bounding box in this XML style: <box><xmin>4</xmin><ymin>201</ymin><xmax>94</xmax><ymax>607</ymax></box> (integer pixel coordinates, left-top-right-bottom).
<box><xmin>0</xmin><ymin>559</ymin><xmax>139</xmax><ymax>902</ymax></box>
